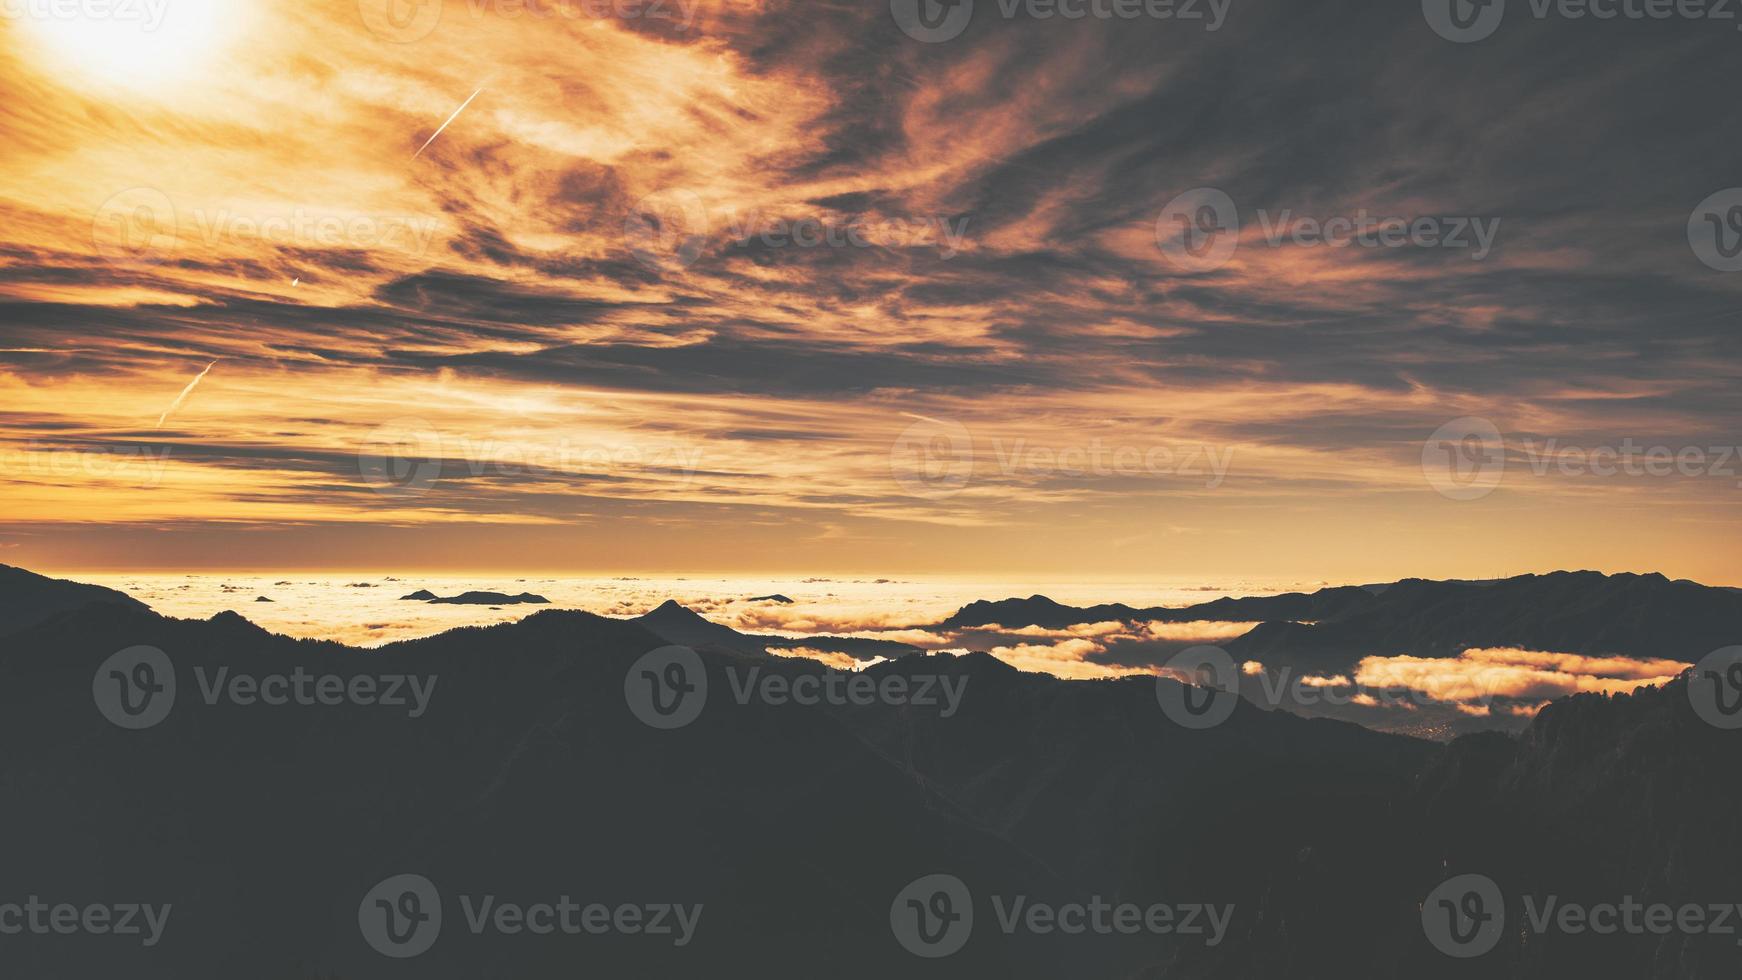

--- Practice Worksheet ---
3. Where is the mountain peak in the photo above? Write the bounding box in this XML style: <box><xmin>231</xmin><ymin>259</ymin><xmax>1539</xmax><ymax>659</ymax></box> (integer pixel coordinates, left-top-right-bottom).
<box><xmin>633</xmin><ymin>600</ymin><xmax>763</xmax><ymax>655</ymax></box>
<box><xmin>648</xmin><ymin>598</ymin><xmax>703</xmax><ymax>618</ymax></box>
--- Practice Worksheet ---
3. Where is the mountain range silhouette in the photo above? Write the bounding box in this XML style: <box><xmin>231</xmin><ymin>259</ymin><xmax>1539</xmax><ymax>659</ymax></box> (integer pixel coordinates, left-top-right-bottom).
<box><xmin>1</xmin><ymin>564</ymin><xmax>1738</xmax><ymax>978</ymax></box>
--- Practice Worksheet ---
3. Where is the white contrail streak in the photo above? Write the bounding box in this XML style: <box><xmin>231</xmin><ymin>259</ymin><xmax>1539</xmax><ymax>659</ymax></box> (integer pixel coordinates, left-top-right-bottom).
<box><xmin>899</xmin><ymin>411</ymin><xmax>950</xmax><ymax>426</ymax></box>
<box><xmin>156</xmin><ymin>360</ymin><xmax>217</xmax><ymax>429</ymax></box>
<box><xmin>413</xmin><ymin>87</ymin><xmax>484</xmax><ymax>159</ymax></box>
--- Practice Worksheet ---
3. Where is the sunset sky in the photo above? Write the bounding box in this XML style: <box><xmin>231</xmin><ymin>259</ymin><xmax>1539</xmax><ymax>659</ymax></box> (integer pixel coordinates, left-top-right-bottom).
<box><xmin>1</xmin><ymin>0</ymin><xmax>1739</xmax><ymax>582</ymax></box>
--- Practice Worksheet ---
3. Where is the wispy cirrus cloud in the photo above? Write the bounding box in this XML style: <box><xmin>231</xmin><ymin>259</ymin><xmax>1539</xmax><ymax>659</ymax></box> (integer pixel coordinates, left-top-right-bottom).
<box><xmin>0</xmin><ymin>0</ymin><xmax>1739</xmax><ymax>578</ymax></box>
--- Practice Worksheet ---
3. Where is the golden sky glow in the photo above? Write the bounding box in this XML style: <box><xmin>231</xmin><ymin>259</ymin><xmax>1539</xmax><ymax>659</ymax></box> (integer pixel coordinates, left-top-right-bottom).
<box><xmin>1</xmin><ymin>0</ymin><xmax>1739</xmax><ymax>581</ymax></box>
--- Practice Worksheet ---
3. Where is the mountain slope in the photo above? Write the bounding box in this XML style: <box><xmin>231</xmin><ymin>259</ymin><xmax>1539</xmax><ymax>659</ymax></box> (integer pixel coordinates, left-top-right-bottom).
<box><xmin>0</xmin><ymin>563</ymin><xmax>149</xmax><ymax>638</ymax></box>
<box><xmin>943</xmin><ymin>571</ymin><xmax>1742</xmax><ymax>671</ymax></box>
<box><xmin>3</xmin><ymin>568</ymin><xmax>1738</xmax><ymax>978</ymax></box>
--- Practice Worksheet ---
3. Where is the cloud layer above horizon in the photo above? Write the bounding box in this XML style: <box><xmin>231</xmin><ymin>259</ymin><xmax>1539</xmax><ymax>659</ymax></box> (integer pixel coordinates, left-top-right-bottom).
<box><xmin>1</xmin><ymin>0</ymin><xmax>1740</xmax><ymax>580</ymax></box>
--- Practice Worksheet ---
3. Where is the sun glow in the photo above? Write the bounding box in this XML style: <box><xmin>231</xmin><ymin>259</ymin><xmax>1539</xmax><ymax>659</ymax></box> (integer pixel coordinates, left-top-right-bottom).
<box><xmin>10</xmin><ymin>0</ymin><xmax>240</xmax><ymax>89</ymax></box>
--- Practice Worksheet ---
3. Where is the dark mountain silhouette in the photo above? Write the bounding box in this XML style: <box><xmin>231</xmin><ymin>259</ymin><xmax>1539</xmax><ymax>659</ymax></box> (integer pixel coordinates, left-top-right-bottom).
<box><xmin>398</xmin><ymin>589</ymin><xmax>438</xmax><ymax>600</ymax></box>
<box><xmin>0</xmin><ymin>563</ymin><xmax>149</xmax><ymax>636</ymax></box>
<box><xmin>943</xmin><ymin>571</ymin><xmax>1742</xmax><ymax>673</ymax></box>
<box><xmin>1</xmin><ymin>600</ymin><xmax>1070</xmax><ymax>979</ymax></box>
<box><xmin>634</xmin><ymin>598</ymin><xmax>763</xmax><ymax>653</ymax></box>
<box><xmin>635</xmin><ymin>599</ymin><xmax>924</xmax><ymax>662</ymax></box>
<box><xmin>426</xmin><ymin>590</ymin><xmax>550</xmax><ymax>605</ymax></box>
<box><xmin>1</xmin><ymin>566</ymin><xmax>1737</xmax><ymax>979</ymax></box>
<box><xmin>1380</xmin><ymin>677</ymin><xmax>1742</xmax><ymax>980</ymax></box>
<box><xmin>760</xmin><ymin>633</ymin><xmax>921</xmax><ymax>661</ymax></box>
<box><xmin>748</xmin><ymin>593</ymin><xmax>794</xmax><ymax>604</ymax></box>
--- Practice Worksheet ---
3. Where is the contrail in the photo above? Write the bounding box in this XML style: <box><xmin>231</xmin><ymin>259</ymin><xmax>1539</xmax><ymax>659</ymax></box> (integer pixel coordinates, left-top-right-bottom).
<box><xmin>413</xmin><ymin>87</ymin><xmax>484</xmax><ymax>159</ymax></box>
<box><xmin>156</xmin><ymin>360</ymin><xmax>217</xmax><ymax>429</ymax></box>
<box><xmin>899</xmin><ymin>411</ymin><xmax>950</xmax><ymax>426</ymax></box>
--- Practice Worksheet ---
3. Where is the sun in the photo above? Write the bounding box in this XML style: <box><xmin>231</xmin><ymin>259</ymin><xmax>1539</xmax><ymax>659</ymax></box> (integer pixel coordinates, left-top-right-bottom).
<box><xmin>12</xmin><ymin>0</ymin><xmax>241</xmax><ymax>89</ymax></box>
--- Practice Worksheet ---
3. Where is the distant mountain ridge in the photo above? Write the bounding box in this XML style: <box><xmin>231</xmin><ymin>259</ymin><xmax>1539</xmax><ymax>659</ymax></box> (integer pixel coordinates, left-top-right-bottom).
<box><xmin>941</xmin><ymin>571</ymin><xmax>1742</xmax><ymax>671</ymax></box>
<box><xmin>0</xmin><ymin>563</ymin><xmax>149</xmax><ymax>637</ymax></box>
<box><xmin>0</xmin><ymin>565</ymin><xmax>1737</xmax><ymax>977</ymax></box>
<box><xmin>0</xmin><ymin>573</ymin><xmax>1429</xmax><ymax>979</ymax></box>
<box><xmin>631</xmin><ymin>598</ymin><xmax>926</xmax><ymax>662</ymax></box>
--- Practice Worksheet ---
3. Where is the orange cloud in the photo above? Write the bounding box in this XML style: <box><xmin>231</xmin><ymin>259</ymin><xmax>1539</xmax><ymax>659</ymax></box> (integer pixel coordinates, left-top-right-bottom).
<box><xmin>1353</xmin><ymin>648</ymin><xmax>1688</xmax><ymax>704</ymax></box>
